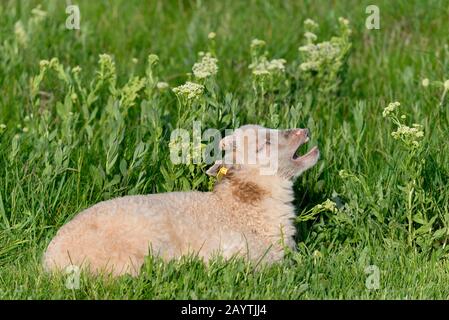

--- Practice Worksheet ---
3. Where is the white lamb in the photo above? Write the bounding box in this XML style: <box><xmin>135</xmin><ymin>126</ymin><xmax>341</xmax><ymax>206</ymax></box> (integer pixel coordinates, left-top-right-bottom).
<box><xmin>43</xmin><ymin>125</ymin><xmax>320</xmax><ymax>276</ymax></box>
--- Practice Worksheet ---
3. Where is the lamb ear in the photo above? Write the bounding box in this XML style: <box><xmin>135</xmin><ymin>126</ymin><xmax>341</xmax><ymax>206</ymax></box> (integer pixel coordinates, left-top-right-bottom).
<box><xmin>219</xmin><ymin>135</ymin><xmax>235</xmax><ymax>151</ymax></box>
<box><xmin>206</xmin><ymin>160</ymin><xmax>223</xmax><ymax>176</ymax></box>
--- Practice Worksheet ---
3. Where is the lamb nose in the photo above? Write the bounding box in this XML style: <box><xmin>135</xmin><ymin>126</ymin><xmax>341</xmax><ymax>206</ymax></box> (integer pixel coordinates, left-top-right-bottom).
<box><xmin>304</xmin><ymin>128</ymin><xmax>310</xmax><ymax>137</ymax></box>
<box><xmin>293</xmin><ymin>128</ymin><xmax>309</xmax><ymax>137</ymax></box>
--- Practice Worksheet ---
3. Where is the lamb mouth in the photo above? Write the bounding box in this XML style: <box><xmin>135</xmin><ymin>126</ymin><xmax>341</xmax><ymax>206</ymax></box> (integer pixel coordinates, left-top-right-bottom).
<box><xmin>292</xmin><ymin>138</ymin><xmax>316</xmax><ymax>160</ymax></box>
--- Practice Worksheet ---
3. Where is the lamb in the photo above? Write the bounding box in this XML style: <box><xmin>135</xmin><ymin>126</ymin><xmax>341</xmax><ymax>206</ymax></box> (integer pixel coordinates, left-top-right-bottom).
<box><xmin>43</xmin><ymin>125</ymin><xmax>320</xmax><ymax>276</ymax></box>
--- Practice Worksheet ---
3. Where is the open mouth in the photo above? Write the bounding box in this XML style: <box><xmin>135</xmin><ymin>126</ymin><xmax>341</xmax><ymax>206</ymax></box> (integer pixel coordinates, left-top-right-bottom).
<box><xmin>292</xmin><ymin>137</ymin><xmax>317</xmax><ymax>161</ymax></box>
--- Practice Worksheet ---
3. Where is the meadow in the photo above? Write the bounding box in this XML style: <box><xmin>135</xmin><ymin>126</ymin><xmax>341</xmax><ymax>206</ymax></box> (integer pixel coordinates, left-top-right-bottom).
<box><xmin>0</xmin><ymin>0</ymin><xmax>449</xmax><ymax>299</ymax></box>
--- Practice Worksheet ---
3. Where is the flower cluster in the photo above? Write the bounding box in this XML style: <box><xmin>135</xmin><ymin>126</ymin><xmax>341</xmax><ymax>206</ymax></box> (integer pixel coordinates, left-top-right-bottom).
<box><xmin>156</xmin><ymin>82</ymin><xmax>169</xmax><ymax>90</ymax></box>
<box><xmin>382</xmin><ymin>101</ymin><xmax>400</xmax><ymax>117</ymax></box>
<box><xmin>420</xmin><ymin>77</ymin><xmax>449</xmax><ymax>89</ymax></box>
<box><xmin>338</xmin><ymin>17</ymin><xmax>349</xmax><ymax>26</ymax></box>
<box><xmin>98</xmin><ymin>54</ymin><xmax>117</xmax><ymax>84</ymax></box>
<box><xmin>30</xmin><ymin>5</ymin><xmax>48</xmax><ymax>24</ymax></box>
<box><xmin>192</xmin><ymin>52</ymin><xmax>218</xmax><ymax>79</ymax></box>
<box><xmin>120</xmin><ymin>77</ymin><xmax>146</xmax><ymax>108</ymax></box>
<box><xmin>421</xmin><ymin>77</ymin><xmax>449</xmax><ymax>106</ymax></box>
<box><xmin>304</xmin><ymin>32</ymin><xmax>317</xmax><ymax>42</ymax></box>
<box><xmin>383</xmin><ymin>101</ymin><xmax>424</xmax><ymax>149</ymax></box>
<box><xmin>299</xmin><ymin>41</ymin><xmax>343</xmax><ymax>71</ymax></box>
<box><xmin>172</xmin><ymin>81</ymin><xmax>204</xmax><ymax>101</ymax></box>
<box><xmin>303</xmin><ymin>19</ymin><xmax>319</xmax><ymax>44</ymax></box>
<box><xmin>304</xmin><ymin>18</ymin><xmax>319</xmax><ymax>30</ymax></box>
<box><xmin>391</xmin><ymin>124</ymin><xmax>424</xmax><ymax>148</ymax></box>
<box><xmin>314</xmin><ymin>199</ymin><xmax>338</xmax><ymax>213</ymax></box>
<box><xmin>249</xmin><ymin>57</ymin><xmax>286</xmax><ymax>76</ymax></box>
<box><xmin>296</xmin><ymin>198</ymin><xmax>338</xmax><ymax>222</ymax></box>
<box><xmin>298</xmin><ymin>17</ymin><xmax>351</xmax><ymax>88</ymax></box>
<box><xmin>14</xmin><ymin>21</ymin><xmax>28</xmax><ymax>47</ymax></box>
<box><xmin>250</xmin><ymin>39</ymin><xmax>266</xmax><ymax>50</ymax></box>
<box><xmin>14</xmin><ymin>5</ymin><xmax>48</xmax><ymax>48</ymax></box>
<box><xmin>248</xmin><ymin>38</ymin><xmax>287</xmax><ymax>81</ymax></box>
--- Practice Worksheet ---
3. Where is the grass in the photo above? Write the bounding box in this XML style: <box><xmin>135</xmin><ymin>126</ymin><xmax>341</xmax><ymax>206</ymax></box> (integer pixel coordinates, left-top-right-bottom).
<box><xmin>0</xmin><ymin>0</ymin><xmax>449</xmax><ymax>299</ymax></box>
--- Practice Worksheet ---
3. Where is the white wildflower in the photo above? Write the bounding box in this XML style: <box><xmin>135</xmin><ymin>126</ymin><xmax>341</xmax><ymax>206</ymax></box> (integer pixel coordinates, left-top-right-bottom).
<box><xmin>338</xmin><ymin>170</ymin><xmax>353</xmax><ymax>179</ymax></box>
<box><xmin>316</xmin><ymin>42</ymin><xmax>340</xmax><ymax>57</ymax></box>
<box><xmin>172</xmin><ymin>81</ymin><xmax>204</xmax><ymax>100</ymax></box>
<box><xmin>14</xmin><ymin>21</ymin><xmax>28</xmax><ymax>47</ymax></box>
<box><xmin>156</xmin><ymin>82</ymin><xmax>169</xmax><ymax>90</ymax></box>
<box><xmin>249</xmin><ymin>61</ymin><xmax>270</xmax><ymax>76</ymax></box>
<box><xmin>298</xmin><ymin>41</ymin><xmax>341</xmax><ymax>72</ymax></box>
<box><xmin>49</xmin><ymin>57</ymin><xmax>59</xmax><ymax>68</ymax></box>
<box><xmin>304</xmin><ymin>32</ymin><xmax>317</xmax><ymax>42</ymax></box>
<box><xmin>208</xmin><ymin>32</ymin><xmax>216</xmax><ymax>39</ymax></box>
<box><xmin>39</xmin><ymin>60</ymin><xmax>50</xmax><ymax>69</ymax></box>
<box><xmin>0</xmin><ymin>124</ymin><xmax>6</xmax><ymax>130</ymax></box>
<box><xmin>192</xmin><ymin>52</ymin><xmax>218</xmax><ymax>79</ymax></box>
<box><xmin>421</xmin><ymin>78</ymin><xmax>429</xmax><ymax>87</ymax></box>
<box><xmin>338</xmin><ymin>17</ymin><xmax>350</xmax><ymax>26</ymax></box>
<box><xmin>299</xmin><ymin>61</ymin><xmax>319</xmax><ymax>71</ymax></box>
<box><xmin>444</xmin><ymin>80</ymin><xmax>449</xmax><ymax>90</ymax></box>
<box><xmin>251</xmin><ymin>39</ymin><xmax>266</xmax><ymax>49</ymax></box>
<box><xmin>132</xmin><ymin>58</ymin><xmax>138</xmax><ymax>64</ymax></box>
<box><xmin>267</xmin><ymin>58</ymin><xmax>286</xmax><ymax>71</ymax></box>
<box><xmin>31</xmin><ymin>5</ymin><xmax>47</xmax><ymax>23</ymax></box>
<box><xmin>98</xmin><ymin>54</ymin><xmax>116</xmax><ymax>81</ymax></box>
<box><xmin>22</xmin><ymin>127</ymin><xmax>29</xmax><ymax>133</ymax></box>
<box><xmin>249</xmin><ymin>57</ymin><xmax>286</xmax><ymax>76</ymax></box>
<box><xmin>298</xmin><ymin>44</ymin><xmax>316</xmax><ymax>53</ymax></box>
<box><xmin>314</xmin><ymin>199</ymin><xmax>338</xmax><ymax>213</ymax></box>
<box><xmin>322</xmin><ymin>199</ymin><xmax>338</xmax><ymax>212</ymax></box>
<box><xmin>304</xmin><ymin>18</ymin><xmax>319</xmax><ymax>30</ymax></box>
<box><xmin>72</xmin><ymin>66</ymin><xmax>82</xmax><ymax>74</ymax></box>
<box><xmin>382</xmin><ymin>101</ymin><xmax>400</xmax><ymax>117</ymax></box>
<box><xmin>148</xmin><ymin>54</ymin><xmax>159</xmax><ymax>65</ymax></box>
<box><xmin>391</xmin><ymin>124</ymin><xmax>424</xmax><ymax>144</ymax></box>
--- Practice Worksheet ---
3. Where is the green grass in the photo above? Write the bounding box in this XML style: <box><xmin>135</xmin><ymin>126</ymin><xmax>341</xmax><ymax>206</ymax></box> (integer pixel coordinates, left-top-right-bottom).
<box><xmin>0</xmin><ymin>0</ymin><xmax>449</xmax><ymax>299</ymax></box>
